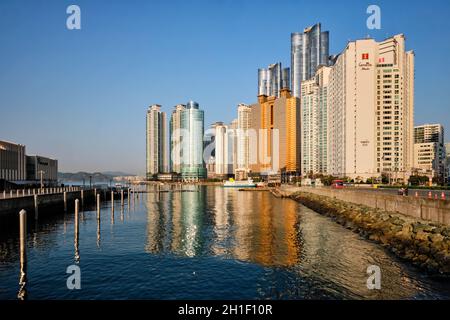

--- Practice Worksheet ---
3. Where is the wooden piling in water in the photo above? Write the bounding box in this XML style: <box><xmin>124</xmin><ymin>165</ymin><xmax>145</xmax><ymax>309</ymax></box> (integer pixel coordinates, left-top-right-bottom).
<box><xmin>121</xmin><ymin>189</ymin><xmax>124</xmax><ymax>207</ymax></box>
<box><xmin>81</xmin><ymin>190</ymin><xmax>84</xmax><ymax>209</ymax></box>
<box><xmin>75</xmin><ymin>199</ymin><xmax>79</xmax><ymax>235</ymax></box>
<box><xmin>18</xmin><ymin>209</ymin><xmax>27</xmax><ymax>300</ymax></box>
<box><xmin>97</xmin><ymin>193</ymin><xmax>100</xmax><ymax>219</ymax></box>
<box><xmin>74</xmin><ymin>199</ymin><xmax>80</xmax><ymax>263</ymax></box>
<box><xmin>34</xmin><ymin>195</ymin><xmax>38</xmax><ymax>220</ymax></box>
<box><xmin>64</xmin><ymin>192</ymin><xmax>67</xmax><ymax>212</ymax></box>
<box><xmin>111</xmin><ymin>191</ymin><xmax>114</xmax><ymax>210</ymax></box>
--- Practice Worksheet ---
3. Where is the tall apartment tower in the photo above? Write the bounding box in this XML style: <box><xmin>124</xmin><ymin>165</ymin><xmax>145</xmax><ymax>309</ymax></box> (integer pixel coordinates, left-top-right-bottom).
<box><xmin>301</xmin><ymin>66</ymin><xmax>331</xmax><ymax>176</ymax></box>
<box><xmin>213</xmin><ymin>122</ymin><xmax>230</xmax><ymax>178</ymax></box>
<box><xmin>250</xmin><ymin>88</ymin><xmax>301</xmax><ymax>175</ymax></box>
<box><xmin>327</xmin><ymin>34</ymin><xmax>415</xmax><ymax>181</ymax></box>
<box><xmin>291</xmin><ymin>23</ymin><xmax>330</xmax><ymax>98</ymax></box>
<box><xmin>169</xmin><ymin>104</ymin><xmax>186</xmax><ymax>173</ymax></box>
<box><xmin>146</xmin><ymin>105</ymin><xmax>168</xmax><ymax>179</ymax></box>
<box><xmin>229</xmin><ymin>119</ymin><xmax>239</xmax><ymax>175</ymax></box>
<box><xmin>413</xmin><ymin>124</ymin><xmax>445</xmax><ymax>182</ymax></box>
<box><xmin>181</xmin><ymin>101</ymin><xmax>206</xmax><ymax>181</ymax></box>
<box><xmin>445</xmin><ymin>142</ymin><xmax>450</xmax><ymax>184</ymax></box>
<box><xmin>236</xmin><ymin>104</ymin><xmax>252</xmax><ymax>175</ymax></box>
<box><xmin>258</xmin><ymin>63</ymin><xmax>290</xmax><ymax>97</ymax></box>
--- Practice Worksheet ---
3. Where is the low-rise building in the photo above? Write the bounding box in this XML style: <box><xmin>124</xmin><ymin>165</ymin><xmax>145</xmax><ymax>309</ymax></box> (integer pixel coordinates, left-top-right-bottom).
<box><xmin>26</xmin><ymin>155</ymin><xmax>58</xmax><ymax>183</ymax></box>
<box><xmin>413</xmin><ymin>124</ymin><xmax>445</xmax><ymax>183</ymax></box>
<box><xmin>0</xmin><ymin>140</ymin><xmax>26</xmax><ymax>181</ymax></box>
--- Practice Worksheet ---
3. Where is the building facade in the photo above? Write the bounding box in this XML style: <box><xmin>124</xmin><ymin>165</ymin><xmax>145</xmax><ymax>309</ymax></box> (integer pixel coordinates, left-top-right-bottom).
<box><xmin>181</xmin><ymin>101</ymin><xmax>206</xmax><ymax>181</ymax></box>
<box><xmin>413</xmin><ymin>124</ymin><xmax>445</xmax><ymax>182</ymax></box>
<box><xmin>236</xmin><ymin>104</ymin><xmax>252</xmax><ymax>178</ymax></box>
<box><xmin>327</xmin><ymin>34</ymin><xmax>415</xmax><ymax>182</ymax></box>
<box><xmin>213</xmin><ymin>122</ymin><xmax>230</xmax><ymax>178</ymax></box>
<box><xmin>229</xmin><ymin>119</ymin><xmax>239</xmax><ymax>176</ymax></box>
<box><xmin>26</xmin><ymin>155</ymin><xmax>58</xmax><ymax>182</ymax></box>
<box><xmin>0</xmin><ymin>140</ymin><xmax>26</xmax><ymax>181</ymax></box>
<box><xmin>258</xmin><ymin>63</ymin><xmax>290</xmax><ymax>98</ymax></box>
<box><xmin>249</xmin><ymin>88</ymin><xmax>301</xmax><ymax>176</ymax></box>
<box><xmin>169</xmin><ymin>104</ymin><xmax>186</xmax><ymax>173</ymax></box>
<box><xmin>301</xmin><ymin>66</ymin><xmax>331</xmax><ymax>176</ymax></box>
<box><xmin>146</xmin><ymin>105</ymin><xmax>168</xmax><ymax>179</ymax></box>
<box><xmin>446</xmin><ymin>142</ymin><xmax>450</xmax><ymax>184</ymax></box>
<box><xmin>291</xmin><ymin>23</ymin><xmax>330</xmax><ymax>98</ymax></box>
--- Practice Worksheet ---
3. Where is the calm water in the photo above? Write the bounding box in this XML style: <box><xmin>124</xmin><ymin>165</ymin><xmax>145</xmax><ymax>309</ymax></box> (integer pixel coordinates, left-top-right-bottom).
<box><xmin>0</xmin><ymin>185</ymin><xmax>449</xmax><ymax>300</ymax></box>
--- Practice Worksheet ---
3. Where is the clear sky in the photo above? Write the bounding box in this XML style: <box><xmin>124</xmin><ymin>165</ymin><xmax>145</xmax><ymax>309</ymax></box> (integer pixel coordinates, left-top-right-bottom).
<box><xmin>1</xmin><ymin>0</ymin><xmax>449</xmax><ymax>174</ymax></box>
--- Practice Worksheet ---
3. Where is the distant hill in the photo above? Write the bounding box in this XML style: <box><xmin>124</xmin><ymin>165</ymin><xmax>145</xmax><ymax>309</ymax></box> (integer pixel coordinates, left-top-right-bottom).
<box><xmin>58</xmin><ymin>171</ymin><xmax>135</xmax><ymax>182</ymax></box>
<box><xmin>101</xmin><ymin>171</ymin><xmax>134</xmax><ymax>177</ymax></box>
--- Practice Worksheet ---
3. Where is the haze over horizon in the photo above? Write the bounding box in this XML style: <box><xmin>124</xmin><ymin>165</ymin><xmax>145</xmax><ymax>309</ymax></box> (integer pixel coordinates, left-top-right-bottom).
<box><xmin>1</xmin><ymin>0</ymin><xmax>449</xmax><ymax>174</ymax></box>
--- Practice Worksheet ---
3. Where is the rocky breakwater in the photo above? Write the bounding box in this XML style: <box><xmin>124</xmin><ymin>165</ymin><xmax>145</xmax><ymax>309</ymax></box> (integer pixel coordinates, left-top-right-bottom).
<box><xmin>289</xmin><ymin>191</ymin><xmax>450</xmax><ymax>275</ymax></box>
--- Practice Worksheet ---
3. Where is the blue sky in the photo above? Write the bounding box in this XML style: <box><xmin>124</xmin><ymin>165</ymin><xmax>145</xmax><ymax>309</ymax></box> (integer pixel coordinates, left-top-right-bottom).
<box><xmin>1</xmin><ymin>0</ymin><xmax>449</xmax><ymax>174</ymax></box>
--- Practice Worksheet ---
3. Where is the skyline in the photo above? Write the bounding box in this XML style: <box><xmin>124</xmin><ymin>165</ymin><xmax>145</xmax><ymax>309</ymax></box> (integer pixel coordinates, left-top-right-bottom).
<box><xmin>1</xmin><ymin>0</ymin><xmax>450</xmax><ymax>174</ymax></box>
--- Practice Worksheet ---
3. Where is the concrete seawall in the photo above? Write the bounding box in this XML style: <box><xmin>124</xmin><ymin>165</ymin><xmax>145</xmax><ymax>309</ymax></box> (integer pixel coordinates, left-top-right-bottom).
<box><xmin>279</xmin><ymin>187</ymin><xmax>450</xmax><ymax>225</ymax></box>
<box><xmin>0</xmin><ymin>189</ymin><xmax>100</xmax><ymax>219</ymax></box>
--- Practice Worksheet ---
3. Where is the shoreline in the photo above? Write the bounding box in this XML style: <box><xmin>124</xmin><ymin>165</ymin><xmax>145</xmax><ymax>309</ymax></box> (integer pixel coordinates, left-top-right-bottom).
<box><xmin>280</xmin><ymin>189</ymin><xmax>450</xmax><ymax>275</ymax></box>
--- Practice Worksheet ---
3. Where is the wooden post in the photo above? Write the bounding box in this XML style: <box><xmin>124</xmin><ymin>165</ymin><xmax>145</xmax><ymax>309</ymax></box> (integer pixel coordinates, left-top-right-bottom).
<box><xmin>18</xmin><ymin>209</ymin><xmax>27</xmax><ymax>300</ymax></box>
<box><xmin>97</xmin><ymin>193</ymin><xmax>100</xmax><ymax>220</ymax></box>
<box><xmin>81</xmin><ymin>190</ymin><xmax>84</xmax><ymax>209</ymax></box>
<box><xmin>34</xmin><ymin>195</ymin><xmax>38</xmax><ymax>220</ymax></box>
<box><xmin>121</xmin><ymin>189</ymin><xmax>124</xmax><ymax>207</ymax></box>
<box><xmin>64</xmin><ymin>192</ymin><xmax>67</xmax><ymax>212</ymax></box>
<box><xmin>2</xmin><ymin>190</ymin><xmax>5</xmax><ymax>198</ymax></box>
<box><xmin>111</xmin><ymin>191</ymin><xmax>114</xmax><ymax>211</ymax></box>
<box><xmin>74</xmin><ymin>199</ymin><xmax>80</xmax><ymax>263</ymax></box>
<box><xmin>75</xmin><ymin>199</ymin><xmax>79</xmax><ymax>236</ymax></box>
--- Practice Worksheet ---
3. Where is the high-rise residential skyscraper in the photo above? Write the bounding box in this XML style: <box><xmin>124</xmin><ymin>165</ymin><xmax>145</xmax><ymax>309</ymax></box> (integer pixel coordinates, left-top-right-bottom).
<box><xmin>291</xmin><ymin>23</ymin><xmax>329</xmax><ymax>98</ymax></box>
<box><xmin>249</xmin><ymin>88</ymin><xmax>301</xmax><ymax>176</ymax></box>
<box><xmin>181</xmin><ymin>101</ymin><xmax>206</xmax><ymax>181</ymax></box>
<box><xmin>413</xmin><ymin>124</ymin><xmax>445</xmax><ymax>182</ymax></box>
<box><xmin>327</xmin><ymin>34</ymin><xmax>415</xmax><ymax>182</ymax></box>
<box><xmin>301</xmin><ymin>65</ymin><xmax>331</xmax><ymax>176</ymax></box>
<box><xmin>236</xmin><ymin>104</ymin><xmax>252</xmax><ymax>176</ymax></box>
<box><xmin>445</xmin><ymin>142</ymin><xmax>450</xmax><ymax>184</ymax></box>
<box><xmin>229</xmin><ymin>119</ymin><xmax>239</xmax><ymax>175</ymax></box>
<box><xmin>213</xmin><ymin>122</ymin><xmax>230</xmax><ymax>178</ymax></box>
<box><xmin>146</xmin><ymin>105</ymin><xmax>168</xmax><ymax>179</ymax></box>
<box><xmin>258</xmin><ymin>63</ymin><xmax>290</xmax><ymax>97</ymax></box>
<box><xmin>169</xmin><ymin>104</ymin><xmax>186</xmax><ymax>173</ymax></box>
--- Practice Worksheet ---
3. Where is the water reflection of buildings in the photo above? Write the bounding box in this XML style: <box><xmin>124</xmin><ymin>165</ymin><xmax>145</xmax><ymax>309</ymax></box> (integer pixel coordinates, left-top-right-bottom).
<box><xmin>230</xmin><ymin>190</ymin><xmax>299</xmax><ymax>267</ymax></box>
<box><xmin>145</xmin><ymin>186</ymin><xmax>300</xmax><ymax>267</ymax></box>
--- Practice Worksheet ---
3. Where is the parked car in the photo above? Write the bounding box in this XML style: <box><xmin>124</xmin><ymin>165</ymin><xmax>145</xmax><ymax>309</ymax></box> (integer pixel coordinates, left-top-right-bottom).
<box><xmin>331</xmin><ymin>180</ymin><xmax>344</xmax><ymax>189</ymax></box>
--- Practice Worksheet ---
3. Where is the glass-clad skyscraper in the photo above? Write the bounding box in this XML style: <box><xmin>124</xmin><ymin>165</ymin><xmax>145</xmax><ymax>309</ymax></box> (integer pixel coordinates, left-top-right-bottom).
<box><xmin>291</xmin><ymin>23</ymin><xmax>329</xmax><ymax>97</ymax></box>
<box><xmin>169</xmin><ymin>104</ymin><xmax>186</xmax><ymax>173</ymax></box>
<box><xmin>258</xmin><ymin>63</ymin><xmax>290</xmax><ymax>97</ymax></box>
<box><xmin>181</xmin><ymin>101</ymin><xmax>206</xmax><ymax>181</ymax></box>
<box><xmin>146</xmin><ymin>105</ymin><xmax>168</xmax><ymax>179</ymax></box>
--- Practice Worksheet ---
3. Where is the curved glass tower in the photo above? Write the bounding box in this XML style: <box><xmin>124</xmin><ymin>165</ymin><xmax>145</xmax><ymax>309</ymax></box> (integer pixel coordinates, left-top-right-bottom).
<box><xmin>291</xmin><ymin>23</ymin><xmax>329</xmax><ymax>98</ymax></box>
<box><xmin>181</xmin><ymin>101</ymin><xmax>206</xmax><ymax>181</ymax></box>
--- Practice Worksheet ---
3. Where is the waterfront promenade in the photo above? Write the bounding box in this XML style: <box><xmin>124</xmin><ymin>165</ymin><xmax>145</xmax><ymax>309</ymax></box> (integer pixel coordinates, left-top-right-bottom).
<box><xmin>275</xmin><ymin>186</ymin><xmax>450</xmax><ymax>225</ymax></box>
